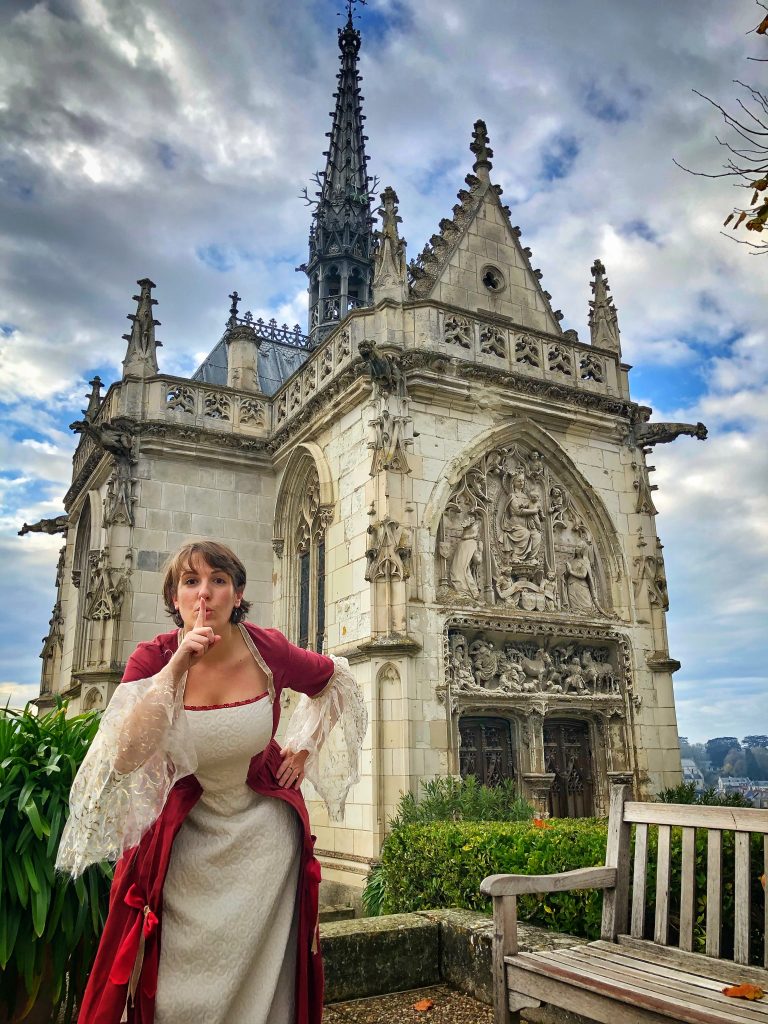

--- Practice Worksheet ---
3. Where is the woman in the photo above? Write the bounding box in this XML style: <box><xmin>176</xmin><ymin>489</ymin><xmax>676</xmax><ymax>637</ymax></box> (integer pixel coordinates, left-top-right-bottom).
<box><xmin>56</xmin><ymin>541</ymin><xmax>366</xmax><ymax>1024</ymax></box>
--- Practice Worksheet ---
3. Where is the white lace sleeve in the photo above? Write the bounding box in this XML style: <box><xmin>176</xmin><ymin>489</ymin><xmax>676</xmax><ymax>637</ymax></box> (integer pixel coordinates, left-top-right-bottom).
<box><xmin>283</xmin><ymin>655</ymin><xmax>367</xmax><ymax>822</ymax></box>
<box><xmin>56</xmin><ymin>665</ymin><xmax>197</xmax><ymax>878</ymax></box>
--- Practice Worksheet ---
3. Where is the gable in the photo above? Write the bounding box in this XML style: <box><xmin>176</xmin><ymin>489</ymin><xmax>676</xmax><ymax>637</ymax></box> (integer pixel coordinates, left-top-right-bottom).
<box><xmin>409</xmin><ymin>178</ymin><xmax>563</xmax><ymax>336</ymax></box>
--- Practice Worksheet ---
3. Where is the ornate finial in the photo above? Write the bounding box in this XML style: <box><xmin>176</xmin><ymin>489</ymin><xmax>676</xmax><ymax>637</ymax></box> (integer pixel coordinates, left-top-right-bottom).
<box><xmin>227</xmin><ymin>290</ymin><xmax>241</xmax><ymax>327</ymax></box>
<box><xmin>122</xmin><ymin>278</ymin><xmax>161</xmax><ymax>378</ymax></box>
<box><xmin>82</xmin><ymin>375</ymin><xmax>103</xmax><ymax>421</ymax></box>
<box><xmin>343</xmin><ymin>0</ymin><xmax>365</xmax><ymax>24</ymax></box>
<box><xmin>470</xmin><ymin>119</ymin><xmax>493</xmax><ymax>180</ymax></box>
<box><xmin>589</xmin><ymin>258</ymin><xmax>621</xmax><ymax>353</ymax></box>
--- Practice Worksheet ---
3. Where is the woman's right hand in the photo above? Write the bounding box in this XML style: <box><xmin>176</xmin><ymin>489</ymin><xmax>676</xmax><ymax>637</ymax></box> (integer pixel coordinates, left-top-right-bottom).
<box><xmin>169</xmin><ymin>597</ymin><xmax>221</xmax><ymax>676</ymax></box>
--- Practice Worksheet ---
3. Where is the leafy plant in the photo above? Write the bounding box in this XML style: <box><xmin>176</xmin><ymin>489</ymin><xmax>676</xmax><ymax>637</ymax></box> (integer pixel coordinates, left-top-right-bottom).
<box><xmin>388</xmin><ymin>775</ymin><xmax>534</xmax><ymax>830</ymax></box>
<box><xmin>0</xmin><ymin>701</ymin><xmax>112</xmax><ymax>1022</ymax></box>
<box><xmin>363</xmin><ymin>777</ymin><xmax>534</xmax><ymax>916</ymax></box>
<box><xmin>656</xmin><ymin>781</ymin><xmax>753</xmax><ymax>807</ymax></box>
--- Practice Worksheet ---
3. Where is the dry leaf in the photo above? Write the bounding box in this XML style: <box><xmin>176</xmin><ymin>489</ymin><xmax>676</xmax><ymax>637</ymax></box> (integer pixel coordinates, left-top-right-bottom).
<box><xmin>724</xmin><ymin>213</ymin><xmax>735</xmax><ymax>227</ymax></box>
<box><xmin>734</xmin><ymin>211</ymin><xmax>748</xmax><ymax>230</ymax></box>
<box><xmin>413</xmin><ymin>998</ymin><xmax>434</xmax><ymax>1011</ymax></box>
<box><xmin>533</xmin><ymin>818</ymin><xmax>553</xmax><ymax>828</ymax></box>
<box><xmin>723</xmin><ymin>983</ymin><xmax>765</xmax><ymax>1000</ymax></box>
<box><xmin>760</xmin><ymin>873</ymin><xmax>766</xmax><ymax>891</ymax></box>
<box><xmin>756</xmin><ymin>13</ymin><xmax>768</xmax><ymax>33</ymax></box>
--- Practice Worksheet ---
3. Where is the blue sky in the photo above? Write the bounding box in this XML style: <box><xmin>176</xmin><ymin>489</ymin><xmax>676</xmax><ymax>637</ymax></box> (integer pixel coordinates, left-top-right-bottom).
<box><xmin>0</xmin><ymin>0</ymin><xmax>766</xmax><ymax>743</ymax></box>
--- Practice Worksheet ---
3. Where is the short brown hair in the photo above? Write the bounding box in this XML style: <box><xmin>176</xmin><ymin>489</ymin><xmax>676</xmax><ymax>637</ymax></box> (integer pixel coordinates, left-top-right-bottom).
<box><xmin>162</xmin><ymin>541</ymin><xmax>252</xmax><ymax>627</ymax></box>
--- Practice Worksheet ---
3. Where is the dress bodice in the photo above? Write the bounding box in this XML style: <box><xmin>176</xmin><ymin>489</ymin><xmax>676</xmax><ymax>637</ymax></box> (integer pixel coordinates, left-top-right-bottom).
<box><xmin>184</xmin><ymin>695</ymin><xmax>273</xmax><ymax>813</ymax></box>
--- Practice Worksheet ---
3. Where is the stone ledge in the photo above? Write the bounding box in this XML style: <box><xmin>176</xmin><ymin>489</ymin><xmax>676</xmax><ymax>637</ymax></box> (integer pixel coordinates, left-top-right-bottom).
<box><xmin>320</xmin><ymin>908</ymin><xmax>581</xmax><ymax>1007</ymax></box>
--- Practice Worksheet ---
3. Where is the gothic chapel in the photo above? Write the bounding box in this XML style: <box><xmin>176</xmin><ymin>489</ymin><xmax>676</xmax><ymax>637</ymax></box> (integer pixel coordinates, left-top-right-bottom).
<box><xmin>28</xmin><ymin>8</ymin><xmax>707</xmax><ymax>899</ymax></box>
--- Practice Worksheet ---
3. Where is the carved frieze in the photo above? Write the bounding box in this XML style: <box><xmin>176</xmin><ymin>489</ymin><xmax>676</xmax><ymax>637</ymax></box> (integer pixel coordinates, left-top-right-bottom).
<box><xmin>443</xmin><ymin>314</ymin><xmax>473</xmax><ymax>349</ymax></box>
<box><xmin>514</xmin><ymin>334</ymin><xmax>540</xmax><ymax>367</ymax></box>
<box><xmin>204</xmin><ymin>392</ymin><xmax>231</xmax><ymax>420</ymax></box>
<box><xmin>437</xmin><ymin>442</ymin><xmax>610</xmax><ymax>617</ymax></box>
<box><xmin>239</xmin><ymin>397</ymin><xmax>266</xmax><ymax>427</ymax></box>
<box><xmin>479</xmin><ymin>324</ymin><xmax>507</xmax><ymax>358</ymax></box>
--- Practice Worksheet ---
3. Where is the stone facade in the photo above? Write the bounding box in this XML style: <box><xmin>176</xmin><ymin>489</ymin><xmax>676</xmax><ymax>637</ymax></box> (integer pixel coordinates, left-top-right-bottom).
<box><xmin>29</xmin><ymin>17</ymin><xmax>705</xmax><ymax>899</ymax></box>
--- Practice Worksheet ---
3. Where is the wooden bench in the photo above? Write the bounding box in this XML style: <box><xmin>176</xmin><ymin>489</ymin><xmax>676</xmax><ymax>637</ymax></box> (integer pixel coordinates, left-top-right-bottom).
<box><xmin>480</xmin><ymin>785</ymin><xmax>768</xmax><ymax>1024</ymax></box>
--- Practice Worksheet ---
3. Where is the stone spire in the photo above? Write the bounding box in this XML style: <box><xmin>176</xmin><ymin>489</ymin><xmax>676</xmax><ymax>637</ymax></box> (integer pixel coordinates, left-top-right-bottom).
<box><xmin>299</xmin><ymin>0</ymin><xmax>375</xmax><ymax>341</ymax></box>
<box><xmin>122</xmin><ymin>278</ymin><xmax>162</xmax><ymax>378</ymax></box>
<box><xmin>589</xmin><ymin>259</ymin><xmax>621</xmax><ymax>354</ymax></box>
<box><xmin>372</xmin><ymin>186</ymin><xmax>407</xmax><ymax>302</ymax></box>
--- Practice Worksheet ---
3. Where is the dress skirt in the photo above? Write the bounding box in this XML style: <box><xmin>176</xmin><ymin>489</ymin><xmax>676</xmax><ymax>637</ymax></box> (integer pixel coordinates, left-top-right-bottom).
<box><xmin>154</xmin><ymin>695</ymin><xmax>301</xmax><ymax>1024</ymax></box>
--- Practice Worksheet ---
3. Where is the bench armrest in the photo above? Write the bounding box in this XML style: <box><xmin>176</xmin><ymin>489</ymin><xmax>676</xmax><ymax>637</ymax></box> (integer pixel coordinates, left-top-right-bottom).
<box><xmin>480</xmin><ymin>865</ymin><xmax>617</xmax><ymax>897</ymax></box>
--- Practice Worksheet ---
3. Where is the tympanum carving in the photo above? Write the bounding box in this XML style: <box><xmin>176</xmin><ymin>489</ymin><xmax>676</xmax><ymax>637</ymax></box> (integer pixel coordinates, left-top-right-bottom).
<box><xmin>437</xmin><ymin>442</ymin><xmax>610</xmax><ymax>617</ymax></box>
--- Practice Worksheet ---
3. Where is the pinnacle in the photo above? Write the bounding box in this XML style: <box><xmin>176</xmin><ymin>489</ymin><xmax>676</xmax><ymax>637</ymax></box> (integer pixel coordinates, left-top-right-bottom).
<box><xmin>470</xmin><ymin>119</ymin><xmax>493</xmax><ymax>177</ymax></box>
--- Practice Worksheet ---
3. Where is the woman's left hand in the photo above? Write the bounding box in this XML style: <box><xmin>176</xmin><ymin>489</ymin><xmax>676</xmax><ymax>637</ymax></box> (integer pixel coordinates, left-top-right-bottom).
<box><xmin>277</xmin><ymin>747</ymin><xmax>309</xmax><ymax>789</ymax></box>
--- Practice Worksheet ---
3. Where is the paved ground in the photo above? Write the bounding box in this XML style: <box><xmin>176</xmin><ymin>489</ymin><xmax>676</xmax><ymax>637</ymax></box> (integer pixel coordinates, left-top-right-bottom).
<box><xmin>325</xmin><ymin>985</ymin><xmax>494</xmax><ymax>1023</ymax></box>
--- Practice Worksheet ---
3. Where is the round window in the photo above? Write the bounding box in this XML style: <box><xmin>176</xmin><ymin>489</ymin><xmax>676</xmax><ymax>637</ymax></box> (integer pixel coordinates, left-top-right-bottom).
<box><xmin>481</xmin><ymin>265</ymin><xmax>505</xmax><ymax>294</ymax></box>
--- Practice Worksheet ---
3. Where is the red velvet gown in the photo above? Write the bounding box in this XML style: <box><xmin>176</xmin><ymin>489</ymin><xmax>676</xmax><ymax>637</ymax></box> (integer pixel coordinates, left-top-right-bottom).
<box><xmin>75</xmin><ymin>624</ymin><xmax>334</xmax><ymax>1024</ymax></box>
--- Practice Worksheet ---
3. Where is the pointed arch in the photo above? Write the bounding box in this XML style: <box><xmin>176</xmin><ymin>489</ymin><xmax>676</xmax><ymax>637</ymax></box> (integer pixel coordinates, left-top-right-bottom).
<box><xmin>274</xmin><ymin>443</ymin><xmax>335</xmax><ymax>651</ymax></box>
<box><xmin>424</xmin><ymin>417</ymin><xmax>629</xmax><ymax>614</ymax></box>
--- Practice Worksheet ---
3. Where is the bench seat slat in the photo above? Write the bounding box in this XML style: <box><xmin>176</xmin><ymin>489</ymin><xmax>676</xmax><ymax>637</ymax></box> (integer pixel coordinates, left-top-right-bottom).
<box><xmin>613</xmin><ymin>936</ymin><xmax>768</xmax><ymax>988</ymax></box>
<box><xmin>507</xmin><ymin>949</ymin><xmax>765</xmax><ymax>1024</ymax></box>
<box><xmin>631</xmin><ymin>822</ymin><xmax>649</xmax><ymax>938</ymax></box>
<box><xmin>549</xmin><ymin>947</ymin><xmax>768</xmax><ymax>1022</ymax></box>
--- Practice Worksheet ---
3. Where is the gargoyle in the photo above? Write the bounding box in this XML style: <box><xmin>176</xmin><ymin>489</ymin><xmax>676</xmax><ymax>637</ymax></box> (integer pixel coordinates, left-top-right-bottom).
<box><xmin>358</xmin><ymin>339</ymin><xmax>406</xmax><ymax>398</ymax></box>
<box><xmin>69</xmin><ymin>418</ymin><xmax>136</xmax><ymax>461</ymax></box>
<box><xmin>635</xmin><ymin>417</ymin><xmax>708</xmax><ymax>447</ymax></box>
<box><xmin>19</xmin><ymin>515</ymin><xmax>69</xmax><ymax>537</ymax></box>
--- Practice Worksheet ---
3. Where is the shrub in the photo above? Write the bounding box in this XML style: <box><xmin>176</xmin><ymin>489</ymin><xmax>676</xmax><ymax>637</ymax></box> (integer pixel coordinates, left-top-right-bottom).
<box><xmin>380</xmin><ymin>819</ymin><xmax>608</xmax><ymax>939</ymax></box>
<box><xmin>389</xmin><ymin>775</ymin><xmax>535</xmax><ymax>829</ymax></box>
<box><xmin>0</xmin><ymin>702</ymin><xmax>112</xmax><ymax>1022</ymax></box>
<box><xmin>656</xmin><ymin>781</ymin><xmax>753</xmax><ymax>807</ymax></box>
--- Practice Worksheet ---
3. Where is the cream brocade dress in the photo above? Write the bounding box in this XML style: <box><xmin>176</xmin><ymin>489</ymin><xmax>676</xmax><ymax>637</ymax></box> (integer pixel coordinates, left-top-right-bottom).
<box><xmin>154</xmin><ymin>694</ymin><xmax>300</xmax><ymax>1024</ymax></box>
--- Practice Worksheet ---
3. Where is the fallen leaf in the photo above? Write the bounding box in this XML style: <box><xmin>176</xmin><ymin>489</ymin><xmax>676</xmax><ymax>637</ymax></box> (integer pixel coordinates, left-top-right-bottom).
<box><xmin>413</xmin><ymin>998</ymin><xmax>434</xmax><ymax>1011</ymax></box>
<box><xmin>760</xmin><ymin>873</ymin><xmax>766</xmax><ymax>891</ymax></box>
<box><xmin>723</xmin><ymin>984</ymin><xmax>765</xmax><ymax>1000</ymax></box>
<box><xmin>533</xmin><ymin>818</ymin><xmax>553</xmax><ymax>828</ymax></box>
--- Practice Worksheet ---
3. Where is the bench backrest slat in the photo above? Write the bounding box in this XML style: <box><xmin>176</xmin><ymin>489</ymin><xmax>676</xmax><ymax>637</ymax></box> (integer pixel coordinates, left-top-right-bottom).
<box><xmin>624</xmin><ymin>802</ymin><xmax>768</xmax><ymax>834</ymax></box>
<box><xmin>734</xmin><ymin>832</ymin><xmax>752</xmax><ymax>965</ymax></box>
<box><xmin>705</xmin><ymin>829</ymin><xmax>722</xmax><ymax>958</ymax></box>
<box><xmin>630</xmin><ymin>821</ymin><xmax>649</xmax><ymax>939</ymax></box>
<box><xmin>654</xmin><ymin>824</ymin><xmax>672</xmax><ymax>945</ymax></box>
<box><xmin>679</xmin><ymin>826</ymin><xmax>696</xmax><ymax>952</ymax></box>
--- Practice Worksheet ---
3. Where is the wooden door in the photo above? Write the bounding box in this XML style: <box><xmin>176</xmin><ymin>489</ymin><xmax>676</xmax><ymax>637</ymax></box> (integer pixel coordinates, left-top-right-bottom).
<box><xmin>544</xmin><ymin>720</ymin><xmax>595</xmax><ymax>818</ymax></box>
<box><xmin>459</xmin><ymin>717</ymin><xmax>515</xmax><ymax>787</ymax></box>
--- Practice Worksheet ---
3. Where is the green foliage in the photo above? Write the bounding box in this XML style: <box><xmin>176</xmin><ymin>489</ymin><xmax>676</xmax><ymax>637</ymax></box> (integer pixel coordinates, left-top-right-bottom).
<box><xmin>379</xmin><ymin>819</ymin><xmax>608</xmax><ymax>939</ymax></box>
<box><xmin>388</xmin><ymin>776</ymin><xmax>535</xmax><ymax>830</ymax></box>
<box><xmin>361</xmin><ymin>861</ymin><xmax>386</xmax><ymax>918</ymax></box>
<box><xmin>657</xmin><ymin>781</ymin><xmax>753</xmax><ymax>807</ymax></box>
<box><xmin>0</xmin><ymin>701</ymin><xmax>112</xmax><ymax>1022</ymax></box>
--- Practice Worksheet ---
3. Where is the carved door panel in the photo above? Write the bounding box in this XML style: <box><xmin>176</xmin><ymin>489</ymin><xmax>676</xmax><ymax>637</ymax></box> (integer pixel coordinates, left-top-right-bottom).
<box><xmin>544</xmin><ymin>720</ymin><xmax>595</xmax><ymax>818</ymax></box>
<box><xmin>459</xmin><ymin>717</ymin><xmax>515</xmax><ymax>787</ymax></box>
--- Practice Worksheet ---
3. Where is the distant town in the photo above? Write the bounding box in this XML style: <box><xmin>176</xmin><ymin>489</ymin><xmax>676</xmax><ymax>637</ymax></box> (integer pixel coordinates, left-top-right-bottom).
<box><xmin>680</xmin><ymin>735</ymin><xmax>768</xmax><ymax>807</ymax></box>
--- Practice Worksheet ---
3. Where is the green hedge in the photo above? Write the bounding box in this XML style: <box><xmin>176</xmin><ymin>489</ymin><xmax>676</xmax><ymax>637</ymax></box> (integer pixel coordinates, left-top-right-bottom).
<box><xmin>380</xmin><ymin>819</ymin><xmax>608</xmax><ymax>939</ymax></box>
<box><xmin>379</xmin><ymin>819</ymin><xmax>767</xmax><ymax>964</ymax></box>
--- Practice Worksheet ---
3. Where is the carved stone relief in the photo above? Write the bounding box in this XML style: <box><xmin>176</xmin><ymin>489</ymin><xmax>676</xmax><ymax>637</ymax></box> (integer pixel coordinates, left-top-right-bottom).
<box><xmin>437</xmin><ymin>442</ymin><xmax>610</xmax><ymax>617</ymax></box>
<box><xmin>204</xmin><ymin>392</ymin><xmax>231</xmax><ymax>420</ymax></box>
<box><xmin>166</xmin><ymin>384</ymin><xmax>195</xmax><ymax>414</ymax></box>
<box><xmin>239</xmin><ymin>397</ymin><xmax>266</xmax><ymax>427</ymax></box>
<box><xmin>444</xmin><ymin>314</ymin><xmax>473</xmax><ymax>349</ymax></box>
<box><xmin>103</xmin><ymin>460</ymin><xmax>136</xmax><ymax>527</ymax></box>
<box><xmin>479</xmin><ymin>324</ymin><xmax>507</xmax><ymax>358</ymax></box>
<box><xmin>448</xmin><ymin>631</ymin><xmax>620</xmax><ymax>698</ymax></box>
<box><xmin>514</xmin><ymin>334</ymin><xmax>540</xmax><ymax>367</ymax></box>
<box><xmin>85</xmin><ymin>548</ymin><xmax>131</xmax><ymax>621</ymax></box>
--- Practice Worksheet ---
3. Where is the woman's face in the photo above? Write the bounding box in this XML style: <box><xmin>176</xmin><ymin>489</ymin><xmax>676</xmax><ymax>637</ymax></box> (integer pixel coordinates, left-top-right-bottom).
<box><xmin>173</xmin><ymin>556</ymin><xmax>242</xmax><ymax>632</ymax></box>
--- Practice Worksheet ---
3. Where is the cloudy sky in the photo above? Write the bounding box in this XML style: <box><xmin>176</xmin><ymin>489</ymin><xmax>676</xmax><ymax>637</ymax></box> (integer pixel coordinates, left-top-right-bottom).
<box><xmin>1</xmin><ymin>0</ymin><xmax>765</xmax><ymax>743</ymax></box>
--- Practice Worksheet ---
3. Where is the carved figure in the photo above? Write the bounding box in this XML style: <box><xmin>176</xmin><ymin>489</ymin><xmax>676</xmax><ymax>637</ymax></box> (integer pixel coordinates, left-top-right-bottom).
<box><xmin>581</xmin><ymin>650</ymin><xmax>616</xmax><ymax>694</ymax></box>
<box><xmin>69</xmin><ymin>419</ymin><xmax>134</xmax><ymax>460</ymax></box>
<box><xmin>542</xmin><ymin>571</ymin><xmax>559</xmax><ymax>612</ymax></box>
<box><xmin>469</xmin><ymin>639</ymin><xmax>500</xmax><ymax>688</ymax></box>
<box><xmin>500</xmin><ymin>473</ymin><xmax>542</xmax><ymax>561</ymax></box>
<box><xmin>562</xmin><ymin>656</ymin><xmax>588</xmax><ymax>694</ymax></box>
<box><xmin>358</xmin><ymin>339</ymin><xmax>406</xmax><ymax>398</ymax></box>
<box><xmin>449</xmin><ymin>518</ymin><xmax>483</xmax><ymax>599</ymax></box>
<box><xmin>635</xmin><ymin>417</ymin><xmax>708</xmax><ymax>446</ymax></box>
<box><xmin>562</xmin><ymin>543</ymin><xmax>601</xmax><ymax>614</ymax></box>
